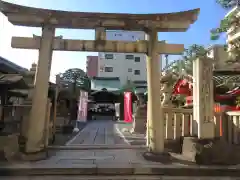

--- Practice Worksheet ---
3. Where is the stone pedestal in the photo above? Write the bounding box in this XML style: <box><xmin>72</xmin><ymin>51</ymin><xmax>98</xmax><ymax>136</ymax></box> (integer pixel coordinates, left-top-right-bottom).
<box><xmin>182</xmin><ymin>136</ymin><xmax>240</xmax><ymax>165</ymax></box>
<box><xmin>0</xmin><ymin>134</ymin><xmax>19</xmax><ymax>161</ymax></box>
<box><xmin>142</xmin><ymin>151</ymin><xmax>171</xmax><ymax>163</ymax></box>
<box><xmin>131</xmin><ymin>105</ymin><xmax>147</xmax><ymax>134</ymax></box>
<box><xmin>19</xmin><ymin>150</ymin><xmax>48</xmax><ymax>161</ymax></box>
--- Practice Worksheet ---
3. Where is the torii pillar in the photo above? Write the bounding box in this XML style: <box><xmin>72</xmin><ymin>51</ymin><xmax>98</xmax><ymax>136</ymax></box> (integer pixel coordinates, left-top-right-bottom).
<box><xmin>146</xmin><ymin>29</ymin><xmax>164</xmax><ymax>153</ymax></box>
<box><xmin>26</xmin><ymin>26</ymin><xmax>55</xmax><ymax>153</ymax></box>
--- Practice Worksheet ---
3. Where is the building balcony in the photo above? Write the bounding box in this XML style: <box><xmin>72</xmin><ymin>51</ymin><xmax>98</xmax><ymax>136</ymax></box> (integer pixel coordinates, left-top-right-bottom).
<box><xmin>226</xmin><ymin>7</ymin><xmax>240</xmax><ymax>42</ymax></box>
<box><xmin>227</xmin><ymin>25</ymin><xmax>240</xmax><ymax>40</ymax></box>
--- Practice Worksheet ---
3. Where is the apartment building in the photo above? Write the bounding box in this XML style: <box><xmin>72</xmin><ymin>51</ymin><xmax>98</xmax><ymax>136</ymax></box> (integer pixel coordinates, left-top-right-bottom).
<box><xmin>225</xmin><ymin>6</ymin><xmax>240</xmax><ymax>66</ymax></box>
<box><xmin>86</xmin><ymin>56</ymin><xmax>98</xmax><ymax>78</ymax></box>
<box><xmin>207</xmin><ymin>45</ymin><xmax>228</xmax><ymax>70</ymax></box>
<box><xmin>97</xmin><ymin>30</ymin><xmax>149</xmax><ymax>86</ymax></box>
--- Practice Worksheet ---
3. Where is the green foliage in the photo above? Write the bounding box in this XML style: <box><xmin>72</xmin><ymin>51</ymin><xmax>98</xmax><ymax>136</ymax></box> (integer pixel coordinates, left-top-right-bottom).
<box><xmin>165</xmin><ymin>44</ymin><xmax>207</xmax><ymax>75</ymax></box>
<box><xmin>216</xmin><ymin>0</ymin><xmax>239</xmax><ymax>9</ymax></box>
<box><xmin>211</xmin><ymin>0</ymin><xmax>239</xmax><ymax>40</ymax></box>
<box><xmin>60</xmin><ymin>68</ymin><xmax>86</xmax><ymax>84</ymax></box>
<box><xmin>184</xmin><ymin>44</ymin><xmax>207</xmax><ymax>57</ymax></box>
<box><xmin>59</xmin><ymin>68</ymin><xmax>91</xmax><ymax>122</ymax></box>
<box><xmin>60</xmin><ymin>68</ymin><xmax>91</xmax><ymax>92</ymax></box>
<box><xmin>210</xmin><ymin>16</ymin><xmax>233</xmax><ymax>40</ymax></box>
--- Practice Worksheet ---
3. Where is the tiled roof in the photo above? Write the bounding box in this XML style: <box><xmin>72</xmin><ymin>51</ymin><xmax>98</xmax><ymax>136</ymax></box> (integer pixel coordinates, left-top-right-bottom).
<box><xmin>0</xmin><ymin>74</ymin><xmax>23</xmax><ymax>84</ymax></box>
<box><xmin>0</xmin><ymin>74</ymin><xmax>29</xmax><ymax>89</ymax></box>
<box><xmin>0</xmin><ymin>56</ymin><xmax>28</xmax><ymax>73</ymax></box>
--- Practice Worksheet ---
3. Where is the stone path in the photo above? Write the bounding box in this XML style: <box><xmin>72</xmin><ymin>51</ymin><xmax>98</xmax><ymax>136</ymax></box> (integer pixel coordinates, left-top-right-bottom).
<box><xmin>66</xmin><ymin>120</ymin><xmax>128</xmax><ymax>145</ymax></box>
<box><xmin>1</xmin><ymin>120</ymin><xmax>240</xmax><ymax>177</ymax></box>
<box><xmin>115</xmin><ymin>122</ymin><xmax>146</xmax><ymax>146</ymax></box>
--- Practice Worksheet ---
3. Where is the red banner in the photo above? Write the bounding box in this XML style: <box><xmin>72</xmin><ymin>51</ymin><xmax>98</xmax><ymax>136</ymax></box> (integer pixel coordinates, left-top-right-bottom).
<box><xmin>124</xmin><ymin>92</ymin><xmax>132</xmax><ymax>123</ymax></box>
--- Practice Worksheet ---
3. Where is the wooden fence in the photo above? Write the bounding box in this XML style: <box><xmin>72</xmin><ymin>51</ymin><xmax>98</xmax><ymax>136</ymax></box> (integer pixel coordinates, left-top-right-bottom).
<box><xmin>162</xmin><ymin>107</ymin><xmax>240</xmax><ymax>144</ymax></box>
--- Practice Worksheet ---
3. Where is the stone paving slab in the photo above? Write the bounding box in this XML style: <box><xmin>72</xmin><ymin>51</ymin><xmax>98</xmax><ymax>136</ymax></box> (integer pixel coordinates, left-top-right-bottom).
<box><xmin>1</xmin><ymin>148</ymin><xmax>240</xmax><ymax>176</ymax></box>
<box><xmin>1</xmin><ymin>163</ymin><xmax>240</xmax><ymax>176</ymax></box>
<box><xmin>67</xmin><ymin>121</ymin><xmax>127</xmax><ymax>145</ymax></box>
<box><xmin>2</xmin><ymin>121</ymin><xmax>240</xmax><ymax>177</ymax></box>
<box><xmin>0</xmin><ymin>149</ymin><xmax>240</xmax><ymax>177</ymax></box>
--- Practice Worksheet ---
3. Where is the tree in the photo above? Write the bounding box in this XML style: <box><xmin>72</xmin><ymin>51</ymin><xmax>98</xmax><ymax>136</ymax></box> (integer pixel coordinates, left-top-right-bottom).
<box><xmin>183</xmin><ymin>44</ymin><xmax>207</xmax><ymax>73</ymax></box>
<box><xmin>59</xmin><ymin>68</ymin><xmax>91</xmax><ymax>122</ymax></box>
<box><xmin>211</xmin><ymin>0</ymin><xmax>239</xmax><ymax>40</ymax></box>
<box><xmin>216</xmin><ymin>0</ymin><xmax>239</xmax><ymax>9</ymax></box>
<box><xmin>60</xmin><ymin>68</ymin><xmax>90</xmax><ymax>93</ymax></box>
<box><xmin>165</xmin><ymin>44</ymin><xmax>207</xmax><ymax>75</ymax></box>
<box><xmin>211</xmin><ymin>0</ymin><xmax>240</xmax><ymax>61</ymax></box>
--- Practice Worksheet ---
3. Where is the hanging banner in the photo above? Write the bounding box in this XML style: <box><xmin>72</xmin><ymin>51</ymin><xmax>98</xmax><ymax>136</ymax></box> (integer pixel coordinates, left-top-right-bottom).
<box><xmin>124</xmin><ymin>92</ymin><xmax>132</xmax><ymax>123</ymax></box>
<box><xmin>77</xmin><ymin>90</ymin><xmax>88</xmax><ymax>122</ymax></box>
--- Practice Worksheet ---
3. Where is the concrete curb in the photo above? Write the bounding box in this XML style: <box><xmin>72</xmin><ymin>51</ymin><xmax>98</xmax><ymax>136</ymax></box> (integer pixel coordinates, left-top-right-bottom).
<box><xmin>1</xmin><ymin>166</ymin><xmax>240</xmax><ymax>176</ymax></box>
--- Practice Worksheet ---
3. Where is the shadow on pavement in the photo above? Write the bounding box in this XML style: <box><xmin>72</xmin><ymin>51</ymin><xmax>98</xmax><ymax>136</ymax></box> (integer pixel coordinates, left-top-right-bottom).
<box><xmin>53</xmin><ymin>122</ymin><xmax>87</xmax><ymax>146</ymax></box>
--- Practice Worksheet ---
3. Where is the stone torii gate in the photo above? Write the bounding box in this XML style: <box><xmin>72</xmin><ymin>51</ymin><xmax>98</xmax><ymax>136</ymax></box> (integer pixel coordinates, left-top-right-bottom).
<box><xmin>0</xmin><ymin>1</ymin><xmax>199</xmax><ymax>157</ymax></box>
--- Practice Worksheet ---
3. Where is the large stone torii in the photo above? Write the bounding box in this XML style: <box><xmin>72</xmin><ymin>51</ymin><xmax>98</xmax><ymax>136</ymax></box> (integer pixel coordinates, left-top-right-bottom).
<box><xmin>0</xmin><ymin>1</ymin><xmax>199</xmax><ymax>158</ymax></box>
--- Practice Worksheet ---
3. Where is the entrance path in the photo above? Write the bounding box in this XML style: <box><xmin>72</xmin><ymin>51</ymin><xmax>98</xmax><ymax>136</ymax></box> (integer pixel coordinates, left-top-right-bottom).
<box><xmin>1</xmin><ymin>120</ymin><xmax>240</xmax><ymax>177</ymax></box>
<box><xmin>66</xmin><ymin>120</ymin><xmax>129</xmax><ymax>145</ymax></box>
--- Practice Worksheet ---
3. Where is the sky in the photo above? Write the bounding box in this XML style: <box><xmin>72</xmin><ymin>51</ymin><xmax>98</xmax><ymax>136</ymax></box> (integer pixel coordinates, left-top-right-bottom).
<box><xmin>0</xmin><ymin>0</ymin><xmax>228</xmax><ymax>82</ymax></box>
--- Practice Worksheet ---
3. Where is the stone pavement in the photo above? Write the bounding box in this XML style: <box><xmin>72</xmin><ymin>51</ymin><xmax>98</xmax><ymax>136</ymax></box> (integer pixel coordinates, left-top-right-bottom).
<box><xmin>1</xmin><ymin>120</ymin><xmax>240</xmax><ymax>177</ymax></box>
<box><xmin>66</xmin><ymin>120</ymin><xmax>128</xmax><ymax>145</ymax></box>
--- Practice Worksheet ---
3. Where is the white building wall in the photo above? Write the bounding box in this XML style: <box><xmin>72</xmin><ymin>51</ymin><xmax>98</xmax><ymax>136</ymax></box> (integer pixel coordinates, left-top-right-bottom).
<box><xmin>98</xmin><ymin>31</ymin><xmax>159</xmax><ymax>86</ymax></box>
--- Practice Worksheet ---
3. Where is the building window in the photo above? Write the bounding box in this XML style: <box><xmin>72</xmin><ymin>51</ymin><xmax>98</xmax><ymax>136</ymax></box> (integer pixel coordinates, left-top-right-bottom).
<box><xmin>105</xmin><ymin>54</ymin><xmax>113</xmax><ymax>59</ymax></box>
<box><xmin>105</xmin><ymin>67</ymin><xmax>113</xmax><ymax>72</ymax></box>
<box><xmin>100</xmin><ymin>66</ymin><xmax>104</xmax><ymax>72</ymax></box>
<box><xmin>115</xmin><ymin>34</ymin><xmax>122</xmax><ymax>36</ymax></box>
<box><xmin>126</xmin><ymin>55</ymin><xmax>134</xmax><ymax>60</ymax></box>
<box><xmin>135</xmin><ymin>57</ymin><xmax>140</xmax><ymax>62</ymax></box>
<box><xmin>128</xmin><ymin>68</ymin><xmax>132</xmax><ymax>72</ymax></box>
<box><xmin>134</xmin><ymin>70</ymin><xmax>140</xmax><ymax>75</ymax></box>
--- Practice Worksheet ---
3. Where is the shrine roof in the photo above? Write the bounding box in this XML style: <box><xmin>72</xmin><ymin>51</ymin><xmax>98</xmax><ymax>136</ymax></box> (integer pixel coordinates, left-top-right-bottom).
<box><xmin>0</xmin><ymin>74</ymin><xmax>29</xmax><ymax>89</ymax></box>
<box><xmin>0</xmin><ymin>1</ymin><xmax>200</xmax><ymax>31</ymax></box>
<box><xmin>0</xmin><ymin>56</ymin><xmax>28</xmax><ymax>74</ymax></box>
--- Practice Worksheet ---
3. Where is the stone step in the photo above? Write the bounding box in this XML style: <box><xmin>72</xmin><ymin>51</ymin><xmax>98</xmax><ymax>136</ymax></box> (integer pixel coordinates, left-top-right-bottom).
<box><xmin>1</xmin><ymin>165</ymin><xmax>240</xmax><ymax>176</ymax></box>
<box><xmin>0</xmin><ymin>175</ymin><xmax>234</xmax><ymax>180</ymax></box>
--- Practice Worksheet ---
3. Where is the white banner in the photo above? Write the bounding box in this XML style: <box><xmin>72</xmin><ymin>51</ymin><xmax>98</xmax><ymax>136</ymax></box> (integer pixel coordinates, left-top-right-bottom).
<box><xmin>77</xmin><ymin>91</ymin><xmax>88</xmax><ymax>122</ymax></box>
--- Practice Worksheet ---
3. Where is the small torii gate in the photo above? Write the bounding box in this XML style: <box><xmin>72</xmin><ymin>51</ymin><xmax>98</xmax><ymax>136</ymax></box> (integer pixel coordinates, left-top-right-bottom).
<box><xmin>0</xmin><ymin>1</ymin><xmax>199</xmax><ymax>157</ymax></box>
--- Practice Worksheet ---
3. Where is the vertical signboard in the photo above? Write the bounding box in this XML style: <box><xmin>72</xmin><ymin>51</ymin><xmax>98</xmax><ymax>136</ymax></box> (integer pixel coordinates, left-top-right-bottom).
<box><xmin>77</xmin><ymin>90</ymin><xmax>88</xmax><ymax>122</ymax></box>
<box><xmin>124</xmin><ymin>92</ymin><xmax>132</xmax><ymax>123</ymax></box>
